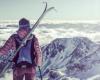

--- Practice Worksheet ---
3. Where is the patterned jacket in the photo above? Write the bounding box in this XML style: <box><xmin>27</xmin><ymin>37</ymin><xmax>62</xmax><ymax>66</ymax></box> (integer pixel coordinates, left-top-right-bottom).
<box><xmin>0</xmin><ymin>34</ymin><xmax>42</xmax><ymax>67</ymax></box>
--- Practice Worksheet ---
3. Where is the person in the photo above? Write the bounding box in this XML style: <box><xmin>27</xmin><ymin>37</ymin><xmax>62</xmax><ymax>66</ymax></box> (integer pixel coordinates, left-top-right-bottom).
<box><xmin>0</xmin><ymin>18</ymin><xmax>42</xmax><ymax>80</ymax></box>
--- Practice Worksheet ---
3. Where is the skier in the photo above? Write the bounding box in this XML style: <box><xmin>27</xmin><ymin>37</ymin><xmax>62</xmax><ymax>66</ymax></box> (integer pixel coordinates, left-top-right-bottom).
<box><xmin>0</xmin><ymin>18</ymin><xmax>42</xmax><ymax>80</ymax></box>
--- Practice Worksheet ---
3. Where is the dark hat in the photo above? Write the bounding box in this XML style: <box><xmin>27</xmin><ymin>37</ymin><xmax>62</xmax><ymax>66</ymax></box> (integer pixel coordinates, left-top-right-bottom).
<box><xmin>19</xmin><ymin>18</ymin><xmax>31</xmax><ymax>30</ymax></box>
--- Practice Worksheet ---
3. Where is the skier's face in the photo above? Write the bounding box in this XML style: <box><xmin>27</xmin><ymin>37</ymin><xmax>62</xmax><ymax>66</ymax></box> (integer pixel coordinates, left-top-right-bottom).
<box><xmin>17</xmin><ymin>28</ymin><xmax>29</xmax><ymax>39</ymax></box>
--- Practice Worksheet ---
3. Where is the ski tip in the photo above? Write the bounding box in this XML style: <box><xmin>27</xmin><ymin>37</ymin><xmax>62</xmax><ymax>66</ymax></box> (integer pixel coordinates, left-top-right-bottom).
<box><xmin>52</xmin><ymin>7</ymin><xmax>57</xmax><ymax>12</ymax></box>
<box><xmin>43</xmin><ymin>1</ymin><xmax>47</xmax><ymax>5</ymax></box>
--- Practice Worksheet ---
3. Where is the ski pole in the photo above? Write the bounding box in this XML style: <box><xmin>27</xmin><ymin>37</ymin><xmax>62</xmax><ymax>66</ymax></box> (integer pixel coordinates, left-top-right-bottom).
<box><xmin>38</xmin><ymin>66</ymin><xmax>43</xmax><ymax>80</ymax></box>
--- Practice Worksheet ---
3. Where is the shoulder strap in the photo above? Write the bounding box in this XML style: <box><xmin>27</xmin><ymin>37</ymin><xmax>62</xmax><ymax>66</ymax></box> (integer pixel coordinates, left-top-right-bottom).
<box><xmin>31</xmin><ymin>34</ymin><xmax>37</xmax><ymax>66</ymax></box>
<box><xmin>12</xmin><ymin>34</ymin><xmax>20</xmax><ymax>63</ymax></box>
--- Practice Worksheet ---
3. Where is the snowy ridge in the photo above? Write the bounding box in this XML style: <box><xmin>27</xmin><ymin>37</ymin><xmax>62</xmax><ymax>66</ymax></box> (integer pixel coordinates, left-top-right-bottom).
<box><xmin>41</xmin><ymin>37</ymin><xmax>100</xmax><ymax>80</ymax></box>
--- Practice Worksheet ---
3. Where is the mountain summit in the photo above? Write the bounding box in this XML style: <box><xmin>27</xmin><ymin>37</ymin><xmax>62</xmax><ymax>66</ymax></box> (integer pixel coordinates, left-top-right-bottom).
<box><xmin>41</xmin><ymin>37</ymin><xmax>100</xmax><ymax>79</ymax></box>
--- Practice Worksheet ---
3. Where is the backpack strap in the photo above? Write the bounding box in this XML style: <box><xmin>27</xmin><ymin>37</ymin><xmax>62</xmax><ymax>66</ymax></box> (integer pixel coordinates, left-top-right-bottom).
<box><xmin>31</xmin><ymin>35</ymin><xmax>37</xmax><ymax>66</ymax></box>
<box><xmin>12</xmin><ymin>34</ymin><xmax>20</xmax><ymax>64</ymax></box>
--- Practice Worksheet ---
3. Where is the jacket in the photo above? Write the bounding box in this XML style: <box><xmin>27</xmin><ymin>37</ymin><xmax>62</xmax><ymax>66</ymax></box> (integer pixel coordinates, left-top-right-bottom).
<box><xmin>0</xmin><ymin>34</ymin><xmax>42</xmax><ymax>67</ymax></box>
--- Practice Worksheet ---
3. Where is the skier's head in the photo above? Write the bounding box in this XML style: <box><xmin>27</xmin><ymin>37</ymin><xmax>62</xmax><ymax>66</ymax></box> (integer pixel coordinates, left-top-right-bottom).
<box><xmin>18</xmin><ymin>18</ymin><xmax>31</xmax><ymax>32</ymax></box>
<box><xmin>17</xmin><ymin>18</ymin><xmax>31</xmax><ymax>38</ymax></box>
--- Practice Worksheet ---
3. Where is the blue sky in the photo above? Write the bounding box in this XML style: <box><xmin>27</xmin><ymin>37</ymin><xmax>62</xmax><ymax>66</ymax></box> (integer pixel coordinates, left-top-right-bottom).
<box><xmin>0</xmin><ymin>0</ymin><xmax>100</xmax><ymax>21</ymax></box>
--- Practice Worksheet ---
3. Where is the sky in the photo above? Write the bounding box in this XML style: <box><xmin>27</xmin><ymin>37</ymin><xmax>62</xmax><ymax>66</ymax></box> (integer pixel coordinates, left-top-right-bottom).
<box><xmin>0</xmin><ymin>0</ymin><xmax>100</xmax><ymax>21</ymax></box>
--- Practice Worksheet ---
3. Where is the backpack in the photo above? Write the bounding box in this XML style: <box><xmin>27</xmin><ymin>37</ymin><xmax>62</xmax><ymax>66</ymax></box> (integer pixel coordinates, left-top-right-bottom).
<box><xmin>12</xmin><ymin>34</ymin><xmax>37</xmax><ymax>67</ymax></box>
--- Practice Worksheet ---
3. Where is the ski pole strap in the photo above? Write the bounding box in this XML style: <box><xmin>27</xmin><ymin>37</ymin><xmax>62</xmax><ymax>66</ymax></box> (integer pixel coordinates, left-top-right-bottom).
<box><xmin>38</xmin><ymin>66</ymin><xmax>43</xmax><ymax>80</ymax></box>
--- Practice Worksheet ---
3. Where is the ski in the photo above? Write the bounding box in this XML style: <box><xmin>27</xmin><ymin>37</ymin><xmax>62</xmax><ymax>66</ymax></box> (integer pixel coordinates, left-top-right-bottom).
<box><xmin>0</xmin><ymin>2</ymin><xmax>54</xmax><ymax>77</ymax></box>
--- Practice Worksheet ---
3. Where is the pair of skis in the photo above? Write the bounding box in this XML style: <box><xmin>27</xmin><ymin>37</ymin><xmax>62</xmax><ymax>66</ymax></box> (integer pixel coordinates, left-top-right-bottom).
<box><xmin>0</xmin><ymin>2</ymin><xmax>54</xmax><ymax>79</ymax></box>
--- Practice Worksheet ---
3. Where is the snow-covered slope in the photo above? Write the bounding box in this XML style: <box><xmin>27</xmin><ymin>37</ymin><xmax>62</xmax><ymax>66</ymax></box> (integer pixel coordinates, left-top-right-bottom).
<box><xmin>41</xmin><ymin>37</ymin><xmax>100</xmax><ymax>80</ymax></box>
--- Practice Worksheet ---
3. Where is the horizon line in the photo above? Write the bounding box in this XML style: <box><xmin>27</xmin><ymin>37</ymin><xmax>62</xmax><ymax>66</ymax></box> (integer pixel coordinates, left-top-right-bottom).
<box><xmin>0</xmin><ymin>19</ymin><xmax>100</xmax><ymax>24</ymax></box>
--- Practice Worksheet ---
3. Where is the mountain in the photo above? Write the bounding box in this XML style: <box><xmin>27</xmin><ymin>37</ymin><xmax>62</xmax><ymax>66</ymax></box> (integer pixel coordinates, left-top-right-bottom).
<box><xmin>41</xmin><ymin>37</ymin><xmax>100</xmax><ymax>80</ymax></box>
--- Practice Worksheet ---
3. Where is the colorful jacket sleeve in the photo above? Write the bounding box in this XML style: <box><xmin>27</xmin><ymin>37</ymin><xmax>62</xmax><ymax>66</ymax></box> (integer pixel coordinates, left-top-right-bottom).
<box><xmin>0</xmin><ymin>35</ymin><xmax>16</xmax><ymax>55</ymax></box>
<box><xmin>34</xmin><ymin>36</ymin><xmax>42</xmax><ymax>67</ymax></box>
